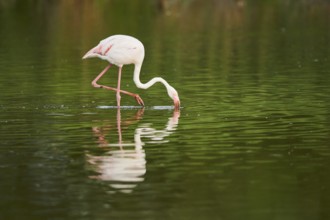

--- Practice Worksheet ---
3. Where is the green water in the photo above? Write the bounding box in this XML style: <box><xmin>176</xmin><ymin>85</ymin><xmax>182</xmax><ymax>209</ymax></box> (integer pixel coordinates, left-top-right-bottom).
<box><xmin>1</xmin><ymin>1</ymin><xmax>330</xmax><ymax>219</ymax></box>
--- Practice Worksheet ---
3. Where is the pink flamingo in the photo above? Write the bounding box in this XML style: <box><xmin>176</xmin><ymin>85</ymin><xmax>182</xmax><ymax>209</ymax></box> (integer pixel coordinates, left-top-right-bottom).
<box><xmin>82</xmin><ymin>35</ymin><xmax>180</xmax><ymax>109</ymax></box>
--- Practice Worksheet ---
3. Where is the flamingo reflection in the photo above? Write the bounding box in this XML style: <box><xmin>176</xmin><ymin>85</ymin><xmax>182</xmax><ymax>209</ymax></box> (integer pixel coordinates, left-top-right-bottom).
<box><xmin>86</xmin><ymin>108</ymin><xmax>180</xmax><ymax>193</ymax></box>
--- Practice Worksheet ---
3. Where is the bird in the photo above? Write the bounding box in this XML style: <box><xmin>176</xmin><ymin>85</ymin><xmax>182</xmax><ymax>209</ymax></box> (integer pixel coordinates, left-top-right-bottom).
<box><xmin>82</xmin><ymin>34</ymin><xmax>180</xmax><ymax>109</ymax></box>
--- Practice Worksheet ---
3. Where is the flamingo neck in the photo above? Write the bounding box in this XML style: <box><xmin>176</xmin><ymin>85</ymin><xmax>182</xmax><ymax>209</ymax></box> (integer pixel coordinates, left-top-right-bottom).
<box><xmin>133</xmin><ymin>62</ymin><xmax>171</xmax><ymax>90</ymax></box>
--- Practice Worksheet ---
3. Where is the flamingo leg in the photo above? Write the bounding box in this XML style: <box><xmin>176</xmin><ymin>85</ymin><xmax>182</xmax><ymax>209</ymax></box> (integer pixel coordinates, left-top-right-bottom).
<box><xmin>116</xmin><ymin>66</ymin><xmax>122</xmax><ymax>107</ymax></box>
<box><xmin>91</xmin><ymin>64</ymin><xmax>112</xmax><ymax>88</ymax></box>
<box><xmin>91</xmin><ymin>64</ymin><xmax>145</xmax><ymax>106</ymax></box>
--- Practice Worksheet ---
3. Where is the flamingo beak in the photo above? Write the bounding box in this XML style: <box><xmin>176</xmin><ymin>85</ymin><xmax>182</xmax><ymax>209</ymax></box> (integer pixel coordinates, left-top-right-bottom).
<box><xmin>174</xmin><ymin>96</ymin><xmax>180</xmax><ymax>110</ymax></box>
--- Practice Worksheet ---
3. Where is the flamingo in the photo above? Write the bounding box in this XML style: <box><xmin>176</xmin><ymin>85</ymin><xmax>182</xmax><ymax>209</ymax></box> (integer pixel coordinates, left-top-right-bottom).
<box><xmin>82</xmin><ymin>35</ymin><xmax>180</xmax><ymax>109</ymax></box>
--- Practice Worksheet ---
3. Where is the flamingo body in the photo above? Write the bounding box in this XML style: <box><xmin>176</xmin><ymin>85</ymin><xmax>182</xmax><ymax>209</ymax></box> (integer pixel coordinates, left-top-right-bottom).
<box><xmin>87</xmin><ymin>35</ymin><xmax>144</xmax><ymax>66</ymax></box>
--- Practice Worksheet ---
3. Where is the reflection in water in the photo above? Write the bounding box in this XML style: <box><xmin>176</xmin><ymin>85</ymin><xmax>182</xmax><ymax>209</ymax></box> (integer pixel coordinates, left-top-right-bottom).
<box><xmin>86</xmin><ymin>108</ymin><xmax>180</xmax><ymax>193</ymax></box>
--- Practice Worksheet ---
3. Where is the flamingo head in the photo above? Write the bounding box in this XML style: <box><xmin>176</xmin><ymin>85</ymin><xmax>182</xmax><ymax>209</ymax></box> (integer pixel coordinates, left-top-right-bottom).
<box><xmin>167</xmin><ymin>86</ymin><xmax>180</xmax><ymax>109</ymax></box>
